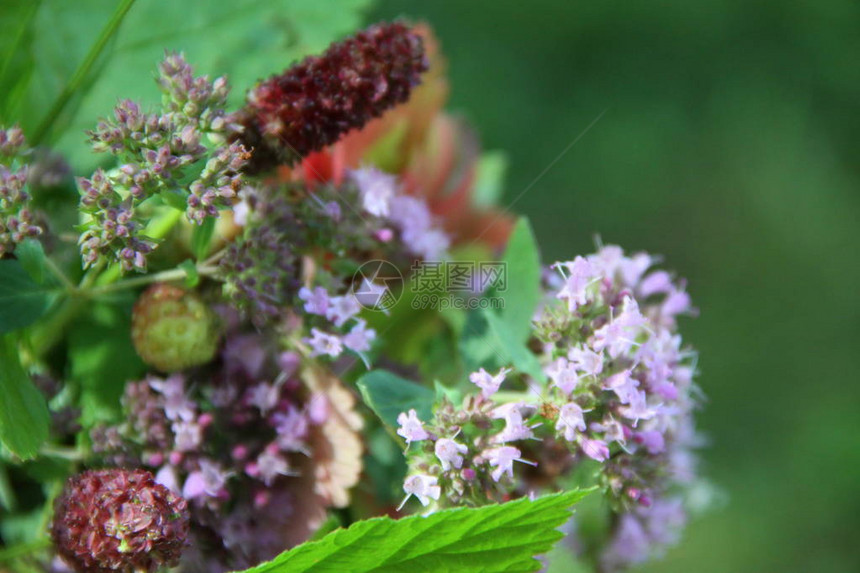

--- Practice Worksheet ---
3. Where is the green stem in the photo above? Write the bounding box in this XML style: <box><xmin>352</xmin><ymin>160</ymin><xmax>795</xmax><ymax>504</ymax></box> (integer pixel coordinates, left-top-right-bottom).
<box><xmin>30</xmin><ymin>0</ymin><xmax>137</xmax><ymax>144</ymax></box>
<box><xmin>39</xmin><ymin>445</ymin><xmax>84</xmax><ymax>461</ymax></box>
<box><xmin>87</xmin><ymin>264</ymin><xmax>220</xmax><ymax>296</ymax></box>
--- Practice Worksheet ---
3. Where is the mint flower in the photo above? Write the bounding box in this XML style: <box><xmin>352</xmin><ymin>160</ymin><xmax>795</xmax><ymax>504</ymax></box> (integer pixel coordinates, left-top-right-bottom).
<box><xmin>396</xmin><ymin>409</ymin><xmax>430</xmax><ymax>445</ymax></box>
<box><xmin>468</xmin><ymin>367</ymin><xmax>511</xmax><ymax>398</ymax></box>
<box><xmin>485</xmin><ymin>446</ymin><xmax>534</xmax><ymax>482</ymax></box>
<box><xmin>398</xmin><ymin>244</ymin><xmax>703</xmax><ymax>568</ymax></box>
<box><xmin>350</xmin><ymin>166</ymin><xmax>397</xmax><ymax>217</ymax></box>
<box><xmin>435</xmin><ymin>438</ymin><xmax>468</xmax><ymax>471</ymax></box>
<box><xmin>401</xmin><ymin>474</ymin><xmax>440</xmax><ymax>508</ymax></box>
<box><xmin>306</xmin><ymin>328</ymin><xmax>344</xmax><ymax>358</ymax></box>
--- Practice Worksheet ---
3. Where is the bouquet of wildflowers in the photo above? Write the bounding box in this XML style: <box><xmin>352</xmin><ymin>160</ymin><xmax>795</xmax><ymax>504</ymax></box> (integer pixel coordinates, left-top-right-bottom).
<box><xmin>0</xmin><ymin>4</ymin><xmax>708</xmax><ymax>572</ymax></box>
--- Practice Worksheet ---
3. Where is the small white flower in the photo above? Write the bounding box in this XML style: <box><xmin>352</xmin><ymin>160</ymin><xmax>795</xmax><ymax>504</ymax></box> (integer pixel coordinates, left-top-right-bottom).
<box><xmin>435</xmin><ymin>438</ymin><xmax>468</xmax><ymax>471</ymax></box>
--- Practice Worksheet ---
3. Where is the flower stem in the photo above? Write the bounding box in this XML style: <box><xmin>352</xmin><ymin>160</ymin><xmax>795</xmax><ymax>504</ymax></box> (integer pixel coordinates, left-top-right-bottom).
<box><xmin>86</xmin><ymin>264</ymin><xmax>220</xmax><ymax>296</ymax></box>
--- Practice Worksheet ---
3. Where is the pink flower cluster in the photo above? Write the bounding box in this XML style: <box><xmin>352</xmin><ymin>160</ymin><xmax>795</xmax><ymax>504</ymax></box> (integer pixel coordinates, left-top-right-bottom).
<box><xmin>92</xmin><ymin>324</ymin><xmax>339</xmax><ymax>571</ymax></box>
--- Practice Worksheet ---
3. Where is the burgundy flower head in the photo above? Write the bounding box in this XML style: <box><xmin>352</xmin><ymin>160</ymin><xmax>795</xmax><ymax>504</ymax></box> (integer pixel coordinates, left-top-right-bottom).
<box><xmin>236</xmin><ymin>21</ymin><xmax>428</xmax><ymax>172</ymax></box>
<box><xmin>51</xmin><ymin>468</ymin><xmax>189</xmax><ymax>573</ymax></box>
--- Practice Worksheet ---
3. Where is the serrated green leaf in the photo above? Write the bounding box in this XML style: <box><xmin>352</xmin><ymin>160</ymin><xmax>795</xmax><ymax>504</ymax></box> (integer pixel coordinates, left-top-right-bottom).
<box><xmin>489</xmin><ymin>217</ymin><xmax>541</xmax><ymax>343</ymax></box>
<box><xmin>238</xmin><ymin>490</ymin><xmax>593</xmax><ymax>573</ymax></box>
<box><xmin>0</xmin><ymin>258</ymin><xmax>55</xmax><ymax>334</ymax></box>
<box><xmin>357</xmin><ymin>370</ymin><xmax>435</xmax><ymax>430</ymax></box>
<box><xmin>68</xmin><ymin>300</ymin><xmax>145</xmax><ymax>427</ymax></box>
<box><xmin>0</xmin><ymin>335</ymin><xmax>50</xmax><ymax>459</ymax></box>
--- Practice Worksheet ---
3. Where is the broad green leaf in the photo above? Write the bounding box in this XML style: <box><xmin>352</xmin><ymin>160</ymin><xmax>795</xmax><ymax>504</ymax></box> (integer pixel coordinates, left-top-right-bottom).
<box><xmin>483</xmin><ymin>309</ymin><xmax>546</xmax><ymax>384</ymax></box>
<box><xmin>489</xmin><ymin>217</ymin><xmax>541</xmax><ymax>343</ymax></box>
<box><xmin>9</xmin><ymin>1</ymin><xmax>123</xmax><ymax>141</ymax></box>
<box><xmin>50</xmin><ymin>0</ymin><xmax>373</xmax><ymax>171</ymax></box>
<box><xmin>14</xmin><ymin>239</ymin><xmax>54</xmax><ymax>287</ymax></box>
<box><xmin>459</xmin><ymin>308</ymin><xmax>546</xmax><ymax>385</ymax></box>
<box><xmin>357</xmin><ymin>370</ymin><xmax>435</xmax><ymax>430</ymax></box>
<box><xmin>238</xmin><ymin>490</ymin><xmax>593</xmax><ymax>573</ymax></box>
<box><xmin>0</xmin><ymin>335</ymin><xmax>50</xmax><ymax>459</ymax></box>
<box><xmin>0</xmin><ymin>258</ymin><xmax>55</xmax><ymax>334</ymax></box>
<box><xmin>0</xmin><ymin>462</ymin><xmax>15</xmax><ymax>510</ymax></box>
<box><xmin>0</xmin><ymin>0</ymin><xmax>38</xmax><ymax>122</ymax></box>
<box><xmin>68</xmin><ymin>300</ymin><xmax>145</xmax><ymax>427</ymax></box>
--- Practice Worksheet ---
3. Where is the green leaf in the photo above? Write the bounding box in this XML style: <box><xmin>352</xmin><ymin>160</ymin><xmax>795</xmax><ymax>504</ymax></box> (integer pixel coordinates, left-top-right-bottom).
<box><xmin>0</xmin><ymin>258</ymin><xmax>55</xmax><ymax>334</ymax></box>
<box><xmin>0</xmin><ymin>335</ymin><xmax>50</xmax><ymax>459</ymax></box>
<box><xmin>459</xmin><ymin>308</ymin><xmax>546</xmax><ymax>385</ymax></box>
<box><xmin>483</xmin><ymin>309</ymin><xmax>546</xmax><ymax>384</ymax></box>
<box><xmin>14</xmin><ymin>239</ymin><xmax>53</xmax><ymax>287</ymax></box>
<box><xmin>159</xmin><ymin>190</ymin><xmax>188</xmax><ymax>212</ymax></box>
<box><xmin>357</xmin><ymin>370</ymin><xmax>435</xmax><ymax>430</ymax></box>
<box><xmin>473</xmin><ymin>151</ymin><xmax>508</xmax><ymax>208</ymax></box>
<box><xmin>238</xmin><ymin>490</ymin><xmax>593</xmax><ymax>573</ymax></box>
<box><xmin>489</xmin><ymin>217</ymin><xmax>541</xmax><ymax>344</ymax></box>
<box><xmin>5</xmin><ymin>1</ymin><xmax>127</xmax><ymax>141</ymax></box>
<box><xmin>0</xmin><ymin>0</ymin><xmax>38</xmax><ymax>123</ymax></box>
<box><xmin>178</xmin><ymin>259</ymin><xmax>200</xmax><ymax>288</ymax></box>
<box><xmin>50</xmin><ymin>0</ymin><xmax>373</xmax><ymax>170</ymax></box>
<box><xmin>191</xmin><ymin>217</ymin><xmax>216</xmax><ymax>261</ymax></box>
<box><xmin>68</xmin><ymin>300</ymin><xmax>145</xmax><ymax>427</ymax></box>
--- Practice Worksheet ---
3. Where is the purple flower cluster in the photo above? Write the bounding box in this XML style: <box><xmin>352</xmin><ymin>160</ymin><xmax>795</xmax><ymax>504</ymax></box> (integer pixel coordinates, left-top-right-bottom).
<box><xmin>0</xmin><ymin>126</ymin><xmax>42</xmax><ymax>256</ymax></box>
<box><xmin>301</xmin><ymin>286</ymin><xmax>377</xmax><ymax>360</ymax></box>
<box><xmin>78</xmin><ymin>53</ymin><xmax>248</xmax><ymax>272</ymax></box>
<box><xmin>397</xmin><ymin>367</ymin><xmax>541</xmax><ymax>509</ymax></box>
<box><xmin>349</xmin><ymin>166</ymin><xmax>450</xmax><ymax>259</ymax></box>
<box><xmin>398</xmin><ymin>245</ymin><xmax>701</xmax><ymax>569</ymax></box>
<box><xmin>538</xmin><ymin>245</ymin><xmax>699</xmax><ymax>568</ymax></box>
<box><xmin>91</xmin><ymin>322</ymin><xmax>361</xmax><ymax>571</ymax></box>
<box><xmin>221</xmin><ymin>167</ymin><xmax>447</xmax><ymax>324</ymax></box>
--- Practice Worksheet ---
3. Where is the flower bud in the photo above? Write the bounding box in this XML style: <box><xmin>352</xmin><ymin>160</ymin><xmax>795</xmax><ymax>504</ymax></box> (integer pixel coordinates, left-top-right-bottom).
<box><xmin>132</xmin><ymin>283</ymin><xmax>220</xmax><ymax>372</ymax></box>
<box><xmin>235</xmin><ymin>21</ymin><xmax>428</xmax><ymax>172</ymax></box>
<box><xmin>51</xmin><ymin>468</ymin><xmax>189</xmax><ymax>573</ymax></box>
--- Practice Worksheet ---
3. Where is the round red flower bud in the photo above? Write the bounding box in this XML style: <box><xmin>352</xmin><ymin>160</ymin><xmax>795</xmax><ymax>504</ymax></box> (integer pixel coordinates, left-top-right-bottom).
<box><xmin>51</xmin><ymin>468</ymin><xmax>190</xmax><ymax>573</ymax></box>
<box><xmin>131</xmin><ymin>283</ymin><xmax>220</xmax><ymax>372</ymax></box>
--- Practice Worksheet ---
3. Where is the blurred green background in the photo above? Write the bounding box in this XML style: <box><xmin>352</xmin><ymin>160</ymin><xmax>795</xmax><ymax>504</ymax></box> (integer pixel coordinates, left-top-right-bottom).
<box><xmin>370</xmin><ymin>1</ymin><xmax>860</xmax><ymax>571</ymax></box>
